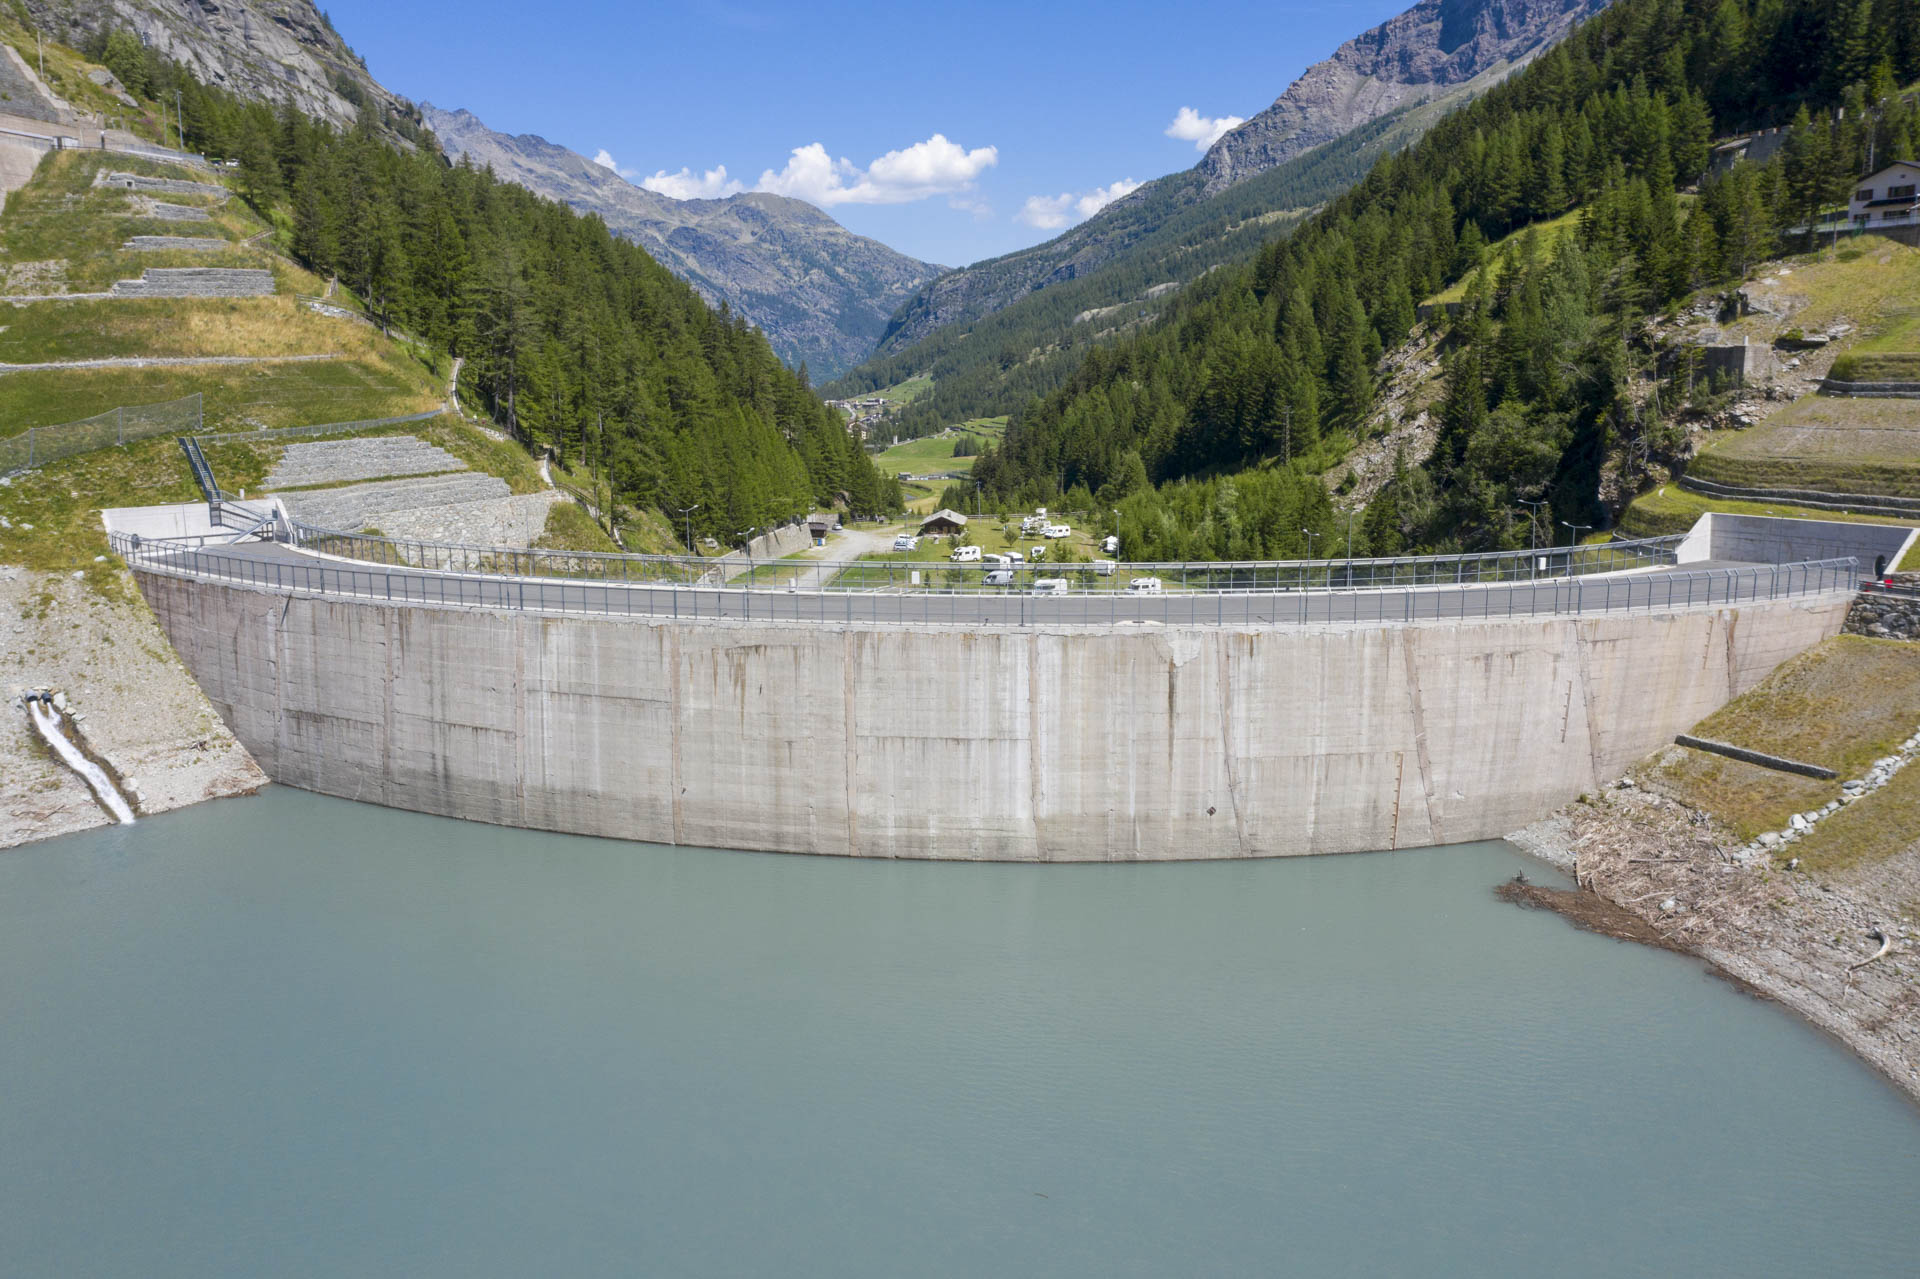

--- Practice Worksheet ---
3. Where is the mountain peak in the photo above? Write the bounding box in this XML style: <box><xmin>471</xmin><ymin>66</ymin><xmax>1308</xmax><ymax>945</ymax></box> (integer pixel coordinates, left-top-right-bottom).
<box><xmin>419</xmin><ymin>105</ymin><xmax>939</xmax><ymax>379</ymax></box>
<box><xmin>1197</xmin><ymin>0</ymin><xmax>1611</xmax><ymax>194</ymax></box>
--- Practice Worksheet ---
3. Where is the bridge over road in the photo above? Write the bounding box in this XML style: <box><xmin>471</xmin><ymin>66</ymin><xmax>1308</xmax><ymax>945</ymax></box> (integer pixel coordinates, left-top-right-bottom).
<box><xmin>103</xmin><ymin>508</ymin><xmax>1912</xmax><ymax>861</ymax></box>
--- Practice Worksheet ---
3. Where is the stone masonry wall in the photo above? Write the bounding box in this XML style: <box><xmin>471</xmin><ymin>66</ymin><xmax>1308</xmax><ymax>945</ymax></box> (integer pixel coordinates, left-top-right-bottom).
<box><xmin>110</xmin><ymin>268</ymin><xmax>274</xmax><ymax>298</ymax></box>
<box><xmin>1844</xmin><ymin>577</ymin><xmax>1920</xmax><ymax>639</ymax></box>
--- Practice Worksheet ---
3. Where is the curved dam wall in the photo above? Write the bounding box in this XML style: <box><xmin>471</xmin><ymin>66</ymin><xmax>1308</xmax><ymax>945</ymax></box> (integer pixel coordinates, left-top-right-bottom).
<box><xmin>133</xmin><ymin>571</ymin><xmax>1850</xmax><ymax>860</ymax></box>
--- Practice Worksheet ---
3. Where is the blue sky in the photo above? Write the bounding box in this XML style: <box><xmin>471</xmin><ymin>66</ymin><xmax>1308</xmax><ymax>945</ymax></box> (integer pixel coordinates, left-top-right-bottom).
<box><xmin>323</xmin><ymin>0</ymin><xmax>1411</xmax><ymax>268</ymax></box>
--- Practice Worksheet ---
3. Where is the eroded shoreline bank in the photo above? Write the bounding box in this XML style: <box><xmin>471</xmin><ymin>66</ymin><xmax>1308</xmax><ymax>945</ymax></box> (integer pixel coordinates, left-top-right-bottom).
<box><xmin>2</xmin><ymin>565</ymin><xmax>265</xmax><ymax>849</ymax></box>
<box><xmin>1509</xmin><ymin>799</ymin><xmax>1920</xmax><ymax>1106</ymax></box>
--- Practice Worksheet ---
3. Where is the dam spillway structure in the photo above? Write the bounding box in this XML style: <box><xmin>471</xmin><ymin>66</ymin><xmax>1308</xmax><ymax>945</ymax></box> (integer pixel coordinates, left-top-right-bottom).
<box><xmin>103</xmin><ymin>499</ymin><xmax>1910</xmax><ymax>861</ymax></box>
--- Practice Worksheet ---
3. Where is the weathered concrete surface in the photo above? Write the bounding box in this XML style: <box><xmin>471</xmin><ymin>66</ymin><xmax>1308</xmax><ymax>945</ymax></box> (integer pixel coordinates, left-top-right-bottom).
<box><xmin>134</xmin><ymin>571</ymin><xmax>1851</xmax><ymax>860</ymax></box>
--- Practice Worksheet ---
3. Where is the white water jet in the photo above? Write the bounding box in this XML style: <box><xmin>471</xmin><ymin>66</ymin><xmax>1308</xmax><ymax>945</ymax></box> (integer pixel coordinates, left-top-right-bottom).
<box><xmin>27</xmin><ymin>700</ymin><xmax>136</xmax><ymax>825</ymax></box>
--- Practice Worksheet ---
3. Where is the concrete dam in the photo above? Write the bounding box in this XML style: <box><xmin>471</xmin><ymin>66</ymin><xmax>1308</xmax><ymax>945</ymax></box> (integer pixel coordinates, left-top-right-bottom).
<box><xmin>110</xmin><ymin>510</ymin><xmax>1908</xmax><ymax>861</ymax></box>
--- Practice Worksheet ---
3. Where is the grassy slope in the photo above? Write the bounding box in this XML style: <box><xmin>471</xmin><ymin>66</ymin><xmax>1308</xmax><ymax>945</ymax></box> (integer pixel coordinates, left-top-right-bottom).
<box><xmin>1423</xmin><ymin>209</ymin><xmax>1585</xmax><ymax>305</ymax></box>
<box><xmin>1687</xmin><ymin>395</ymin><xmax>1920</xmax><ymax>496</ymax></box>
<box><xmin>873</xmin><ymin>420</ymin><xmax>1003</xmax><ymax>475</ymax></box>
<box><xmin>1644</xmin><ymin>636</ymin><xmax>1920</xmax><ymax>842</ymax></box>
<box><xmin>0</xmin><ymin>139</ymin><xmax>621</xmax><ymax>558</ymax></box>
<box><xmin>1619</xmin><ymin>242</ymin><xmax>1920</xmax><ymax>531</ymax></box>
<box><xmin>2</xmin><ymin>152</ymin><xmax>444</xmax><ymax>435</ymax></box>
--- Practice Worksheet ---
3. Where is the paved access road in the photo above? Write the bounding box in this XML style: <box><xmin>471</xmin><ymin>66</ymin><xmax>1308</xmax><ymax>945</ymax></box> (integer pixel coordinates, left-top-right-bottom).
<box><xmin>122</xmin><ymin>537</ymin><xmax>1858</xmax><ymax>628</ymax></box>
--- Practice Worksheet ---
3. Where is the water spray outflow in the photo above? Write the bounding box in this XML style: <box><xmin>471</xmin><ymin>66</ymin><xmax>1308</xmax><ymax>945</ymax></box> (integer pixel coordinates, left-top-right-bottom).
<box><xmin>26</xmin><ymin>697</ymin><xmax>136</xmax><ymax>825</ymax></box>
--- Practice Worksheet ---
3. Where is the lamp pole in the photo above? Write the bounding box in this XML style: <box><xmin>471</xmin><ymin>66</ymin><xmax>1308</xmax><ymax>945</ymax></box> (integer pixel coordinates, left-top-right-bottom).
<box><xmin>677</xmin><ymin>504</ymin><xmax>700</xmax><ymax>555</ymax></box>
<box><xmin>1521</xmin><ymin>498</ymin><xmax>1548</xmax><ymax>578</ymax></box>
<box><xmin>1302</xmin><ymin>527</ymin><xmax>1320</xmax><ymax>558</ymax></box>
<box><xmin>1561</xmin><ymin>519</ymin><xmax>1592</xmax><ymax>577</ymax></box>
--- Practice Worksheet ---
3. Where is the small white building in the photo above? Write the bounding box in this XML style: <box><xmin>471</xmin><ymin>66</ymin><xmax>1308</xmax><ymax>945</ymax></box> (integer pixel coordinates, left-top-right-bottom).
<box><xmin>1850</xmin><ymin>161</ymin><xmax>1920</xmax><ymax>228</ymax></box>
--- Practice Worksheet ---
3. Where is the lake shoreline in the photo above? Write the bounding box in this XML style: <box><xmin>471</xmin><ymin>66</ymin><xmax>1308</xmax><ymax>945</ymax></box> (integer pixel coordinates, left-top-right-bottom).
<box><xmin>1508</xmin><ymin>800</ymin><xmax>1920</xmax><ymax>1108</ymax></box>
<box><xmin>1</xmin><ymin>565</ymin><xmax>265</xmax><ymax>850</ymax></box>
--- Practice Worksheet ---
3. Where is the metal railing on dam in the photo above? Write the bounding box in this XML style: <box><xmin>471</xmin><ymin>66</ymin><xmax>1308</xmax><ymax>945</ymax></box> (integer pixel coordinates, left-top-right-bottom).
<box><xmin>109</xmin><ymin>530</ymin><xmax>1859</xmax><ymax>627</ymax></box>
<box><xmin>284</xmin><ymin>522</ymin><xmax>1686</xmax><ymax>593</ymax></box>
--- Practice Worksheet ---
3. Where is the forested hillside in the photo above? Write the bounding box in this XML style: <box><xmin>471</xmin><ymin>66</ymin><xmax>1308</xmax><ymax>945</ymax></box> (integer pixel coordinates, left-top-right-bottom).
<box><xmin>823</xmin><ymin>111</ymin><xmax>1408</xmax><ymax>439</ymax></box>
<box><xmin>970</xmin><ymin>0</ymin><xmax>1920</xmax><ymax>561</ymax></box>
<box><xmin>135</xmin><ymin>51</ymin><xmax>895</xmax><ymax>543</ymax></box>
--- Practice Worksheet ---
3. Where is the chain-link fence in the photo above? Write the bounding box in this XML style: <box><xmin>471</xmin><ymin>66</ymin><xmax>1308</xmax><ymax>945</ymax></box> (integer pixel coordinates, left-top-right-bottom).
<box><xmin>193</xmin><ymin>409</ymin><xmax>445</xmax><ymax>447</ymax></box>
<box><xmin>1</xmin><ymin>394</ymin><xmax>203</xmax><ymax>476</ymax></box>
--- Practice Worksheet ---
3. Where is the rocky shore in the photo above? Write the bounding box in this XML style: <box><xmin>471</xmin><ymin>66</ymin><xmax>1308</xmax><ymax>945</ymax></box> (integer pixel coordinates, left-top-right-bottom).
<box><xmin>1</xmin><ymin>565</ymin><xmax>265</xmax><ymax>849</ymax></box>
<box><xmin>1510</xmin><ymin>789</ymin><xmax>1920</xmax><ymax>1105</ymax></box>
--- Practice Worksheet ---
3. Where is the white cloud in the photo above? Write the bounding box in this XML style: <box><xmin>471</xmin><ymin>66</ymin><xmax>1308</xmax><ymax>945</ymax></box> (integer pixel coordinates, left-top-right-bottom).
<box><xmin>640</xmin><ymin>164</ymin><xmax>746</xmax><ymax>200</ymax></box>
<box><xmin>592</xmin><ymin>149</ymin><xmax>638</xmax><ymax>179</ymax></box>
<box><xmin>1164</xmin><ymin>106</ymin><xmax>1245</xmax><ymax>152</ymax></box>
<box><xmin>755</xmin><ymin>134</ymin><xmax>998</xmax><ymax>206</ymax></box>
<box><xmin>1015</xmin><ymin>178</ymin><xmax>1144</xmax><ymax>230</ymax></box>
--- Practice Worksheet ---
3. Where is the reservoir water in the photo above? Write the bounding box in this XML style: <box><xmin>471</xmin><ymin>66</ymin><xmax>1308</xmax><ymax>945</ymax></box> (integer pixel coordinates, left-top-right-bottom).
<box><xmin>3</xmin><ymin>788</ymin><xmax>1916</xmax><ymax>1276</ymax></box>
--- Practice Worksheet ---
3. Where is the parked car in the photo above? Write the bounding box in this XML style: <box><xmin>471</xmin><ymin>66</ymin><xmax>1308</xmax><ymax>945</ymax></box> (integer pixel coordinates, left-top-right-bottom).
<box><xmin>950</xmin><ymin>545</ymin><xmax>982</xmax><ymax>562</ymax></box>
<box><xmin>1126</xmin><ymin>576</ymin><xmax>1164</xmax><ymax>594</ymax></box>
<box><xmin>892</xmin><ymin>534</ymin><xmax>919</xmax><ymax>551</ymax></box>
<box><xmin>1101</xmin><ymin>535</ymin><xmax>1119</xmax><ymax>554</ymax></box>
<box><xmin>1093</xmin><ymin>559</ymin><xmax>1117</xmax><ymax>576</ymax></box>
<box><xmin>983</xmin><ymin>569</ymin><xmax>1015</xmax><ymax>586</ymax></box>
<box><xmin>1004</xmin><ymin>551</ymin><xmax>1025</xmax><ymax>564</ymax></box>
<box><xmin>1029</xmin><ymin>545</ymin><xmax>1046</xmax><ymax>561</ymax></box>
<box><xmin>1030</xmin><ymin>577</ymin><xmax>1069</xmax><ymax>594</ymax></box>
<box><xmin>1044</xmin><ymin>524</ymin><xmax>1071</xmax><ymax>538</ymax></box>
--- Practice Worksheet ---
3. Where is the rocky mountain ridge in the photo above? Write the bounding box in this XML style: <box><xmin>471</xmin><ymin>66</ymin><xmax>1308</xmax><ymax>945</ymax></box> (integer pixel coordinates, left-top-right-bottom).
<box><xmin>421</xmin><ymin>105</ymin><xmax>940</xmax><ymax>380</ymax></box>
<box><xmin>21</xmin><ymin>0</ymin><xmax>415</xmax><ymax>137</ymax></box>
<box><xmin>1197</xmin><ymin>0</ymin><xmax>1611</xmax><ymax>194</ymax></box>
<box><xmin>869</xmin><ymin>0</ymin><xmax>1612</xmax><ymax>359</ymax></box>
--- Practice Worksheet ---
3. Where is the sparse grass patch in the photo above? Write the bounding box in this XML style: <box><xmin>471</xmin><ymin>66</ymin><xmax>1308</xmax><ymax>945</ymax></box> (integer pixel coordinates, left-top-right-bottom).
<box><xmin>1718</xmin><ymin>243</ymin><xmax>1920</xmax><ymax>344</ymax></box>
<box><xmin>1426</xmin><ymin>210</ymin><xmax>1585</xmax><ymax>306</ymax></box>
<box><xmin>0</xmin><ymin>296</ymin><xmax>394</xmax><ymax>362</ymax></box>
<box><xmin>1643</xmin><ymin>636</ymin><xmax>1920</xmax><ymax>837</ymax></box>
<box><xmin>0</xmin><ymin>350</ymin><xmax>441</xmax><ymax>436</ymax></box>
<box><xmin>1686</xmin><ymin>396</ymin><xmax>1920</xmax><ymax>497</ymax></box>
<box><xmin>1790</xmin><ymin>759</ymin><xmax>1920</xmax><ymax>873</ymax></box>
<box><xmin>0</xmin><ymin>434</ymin><xmax>198</xmax><ymax>587</ymax></box>
<box><xmin>1648</xmin><ymin>749</ymin><xmax>1836</xmax><ymax>841</ymax></box>
<box><xmin>533</xmin><ymin>498</ymin><xmax>619</xmax><ymax>553</ymax></box>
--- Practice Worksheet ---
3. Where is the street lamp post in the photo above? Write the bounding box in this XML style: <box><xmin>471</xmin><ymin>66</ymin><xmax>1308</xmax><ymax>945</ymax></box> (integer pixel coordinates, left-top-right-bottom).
<box><xmin>1561</xmin><ymin>520</ymin><xmax>1592</xmax><ymax>576</ymax></box>
<box><xmin>1521</xmin><ymin>498</ymin><xmax>1548</xmax><ymax>578</ymax></box>
<box><xmin>677</xmin><ymin>504</ymin><xmax>700</xmax><ymax>557</ymax></box>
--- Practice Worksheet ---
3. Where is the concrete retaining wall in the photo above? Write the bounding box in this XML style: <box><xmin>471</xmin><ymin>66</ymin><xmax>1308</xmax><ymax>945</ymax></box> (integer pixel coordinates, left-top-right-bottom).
<box><xmin>1676</xmin><ymin>513</ymin><xmax>1917</xmax><ymax>574</ymax></box>
<box><xmin>134</xmin><ymin>573</ymin><xmax>1850</xmax><ymax>860</ymax></box>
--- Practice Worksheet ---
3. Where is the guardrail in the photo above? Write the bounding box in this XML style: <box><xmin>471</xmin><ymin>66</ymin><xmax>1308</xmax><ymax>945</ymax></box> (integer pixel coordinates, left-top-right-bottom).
<box><xmin>110</xmin><ymin>532</ymin><xmax>1858</xmax><ymax>627</ymax></box>
<box><xmin>284</xmin><ymin>522</ymin><xmax>1686</xmax><ymax>593</ymax></box>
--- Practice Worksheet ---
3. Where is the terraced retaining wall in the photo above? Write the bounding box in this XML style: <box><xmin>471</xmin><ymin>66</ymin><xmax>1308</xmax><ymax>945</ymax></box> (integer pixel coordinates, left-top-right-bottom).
<box><xmin>110</xmin><ymin>268</ymin><xmax>274</xmax><ymax>298</ymax></box>
<box><xmin>135</xmin><ymin>572</ymin><xmax>1849</xmax><ymax>861</ymax></box>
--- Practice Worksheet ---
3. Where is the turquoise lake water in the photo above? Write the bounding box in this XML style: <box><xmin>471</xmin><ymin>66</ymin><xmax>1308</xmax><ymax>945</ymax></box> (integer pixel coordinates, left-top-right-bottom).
<box><xmin>2</xmin><ymin>788</ymin><xmax>1916</xmax><ymax>1277</ymax></box>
